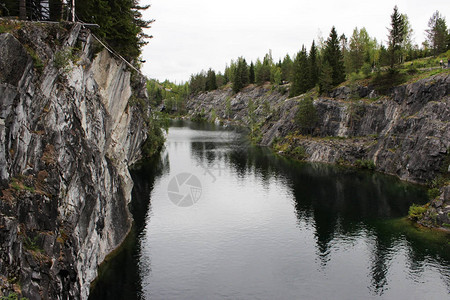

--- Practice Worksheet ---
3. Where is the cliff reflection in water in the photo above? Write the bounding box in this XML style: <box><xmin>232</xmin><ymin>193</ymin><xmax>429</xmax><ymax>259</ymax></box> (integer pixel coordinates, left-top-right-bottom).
<box><xmin>91</xmin><ymin>121</ymin><xmax>449</xmax><ymax>299</ymax></box>
<box><xmin>189</xmin><ymin>126</ymin><xmax>448</xmax><ymax>296</ymax></box>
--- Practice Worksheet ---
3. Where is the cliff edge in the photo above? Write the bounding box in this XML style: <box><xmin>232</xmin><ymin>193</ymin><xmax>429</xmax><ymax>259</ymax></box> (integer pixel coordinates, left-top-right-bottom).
<box><xmin>0</xmin><ymin>21</ymin><xmax>149</xmax><ymax>299</ymax></box>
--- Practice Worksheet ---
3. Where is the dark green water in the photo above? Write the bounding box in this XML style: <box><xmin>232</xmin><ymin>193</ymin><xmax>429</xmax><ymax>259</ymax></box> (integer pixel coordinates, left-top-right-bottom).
<box><xmin>90</xmin><ymin>121</ymin><xmax>450</xmax><ymax>300</ymax></box>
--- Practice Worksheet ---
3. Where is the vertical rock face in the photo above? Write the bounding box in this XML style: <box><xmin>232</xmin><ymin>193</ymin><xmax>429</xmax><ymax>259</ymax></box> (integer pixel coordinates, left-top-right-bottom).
<box><xmin>0</xmin><ymin>22</ymin><xmax>148</xmax><ymax>299</ymax></box>
<box><xmin>187</xmin><ymin>75</ymin><xmax>449</xmax><ymax>228</ymax></box>
<box><xmin>187</xmin><ymin>76</ymin><xmax>449</xmax><ymax>185</ymax></box>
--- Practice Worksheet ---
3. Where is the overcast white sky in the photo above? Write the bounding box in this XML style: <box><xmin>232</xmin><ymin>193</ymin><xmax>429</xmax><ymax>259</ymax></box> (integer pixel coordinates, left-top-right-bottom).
<box><xmin>139</xmin><ymin>0</ymin><xmax>449</xmax><ymax>83</ymax></box>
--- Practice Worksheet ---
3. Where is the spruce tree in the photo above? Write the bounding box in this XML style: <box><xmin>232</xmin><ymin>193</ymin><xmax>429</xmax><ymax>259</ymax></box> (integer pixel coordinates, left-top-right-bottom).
<box><xmin>76</xmin><ymin>0</ymin><xmax>153</xmax><ymax>60</ymax></box>
<box><xmin>387</xmin><ymin>5</ymin><xmax>406</xmax><ymax>68</ymax></box>
<box><xmin>290</xmin><ymin>46</ymin><xmax>310</xmax><ymax>97</ymax></box>
<box><xmin>323</xmin><ymin>26</ymin><xmax>346</xmax><ymax>86</ymax></box>
<box><xmin>206</xmin><ymin>68</ymin><xmax>217</xmax><ymax>91</ymax></box>
<box><xmin>281</xmin><ymin>54</ymin><xmax>293</xmax><ymax>82</ymax></box>
<box><xmin>309</xmin><ymin>41</ymin><xmax>319</xmax><ymax>89</ymax></box>
<box><xmin>319</xmin><ymin>61</ymin><xmax>333</xmax><ymax>94</ymax></box>
<box><xmin>249</xmin><ymin>62</ymin><xmax>255</xmax><ymax>84</ymax></box>
<box><xmin>233</xmin><ymin>57</ymin><xmax>248</xmax><ymax>93</ymax></box>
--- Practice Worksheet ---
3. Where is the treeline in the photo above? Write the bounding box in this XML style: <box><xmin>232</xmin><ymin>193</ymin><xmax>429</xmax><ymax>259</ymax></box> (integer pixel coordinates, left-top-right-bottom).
<box><xmin>147</xmin><ymin>79</ymin><xmax>190</xmax><ymax>113</ymax></box>
<box><xmin>0</xmin><ymin>0</ymin><xmax>152</xmax><ymax>61</ymax></box>
<box><xmin>188</xmin><ymin>6</ymin><xmax>450</xmax><ymax>97</ymax></box>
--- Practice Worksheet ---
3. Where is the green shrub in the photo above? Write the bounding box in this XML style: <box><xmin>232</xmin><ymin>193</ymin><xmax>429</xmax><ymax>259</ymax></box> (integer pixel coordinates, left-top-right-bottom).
<box><xmin>191</xmin><ymin>109</ymin><xmax>207</xmax><ymax>122</ymax></box>
<box><xmin>427</xmin><ymin>188</ymin><xmax>440</xmax><ymax>200</ymax></box>
<box><xmin>142</xmin><ymin>112</ymin><xmax>168</xmax><ymax>158</ymax></box>
<box><xmin>408</xmin><ymin>204</ymin><xmax>427</xmax><ymax>221</ymax></box>
<box><xmin>290</xmin><ymin>146</ymin><xmax>307</xmax><ymax>160</ymax></box>
<box><xmin>355</xmin><ymin>159</ymin><xmax>375</xmax><ymax>170</ymax></box>
<box><xmin>0</xmin><ymin>292</ymin><xmax>29</xmax><ymax>300</ymax></box>
<box><xmin>361</xmin><ymin>63</ymin><xmax>372</xmax><ymax>77</ymax></box>
<box><xmin>54</xmin><ymin>47</ymin><xmax>78</xmax><ymax>72</ymax></box>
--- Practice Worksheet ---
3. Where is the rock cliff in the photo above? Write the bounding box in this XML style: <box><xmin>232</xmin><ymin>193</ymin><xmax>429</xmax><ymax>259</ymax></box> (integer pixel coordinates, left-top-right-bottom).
<box><xmin>186</xmin><ymin>74</ymin><xmax>450</xmax><ymax>228</ymax></box>
<box><xmin>0</xmin><ymin>22</ymin><xmax>149</xmax><ymax>299</ymax></box>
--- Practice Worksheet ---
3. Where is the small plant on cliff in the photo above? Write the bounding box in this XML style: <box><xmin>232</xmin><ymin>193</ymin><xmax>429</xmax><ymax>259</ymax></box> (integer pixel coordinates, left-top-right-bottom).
<box><xmin>355</xmin><ymin>159</ymin><xmax>376</xmax><ymax>170</ymax></box>
<box><xmin>291</xmin><ymin>146</ymin><xmax>307</xmax><ymax>160</ymax></box>
<box><xmin>54</xmin><ymin>47</ymin><xmax>77</xmax><ymax>73</ymax></box>
<box><xmin>191</xmin><ymin>109</ymin><xmax>207</xmax><ymax>122</ymax></box>
<box><xmin>427</xmin><ymin>188</ymin><xmax>440</xmax><ymax>200</ymax></box>
<box><xmin>0</xmin><ymin>293</ymin><xmax>29</xmax><ymax>300</ymax></box>
<box><xmin>24</xmin><ymin>45</ymin><xmax>44</xmax><ymax>73</ymax></box>
<box><xmin>408</xmin><ymin>204</ymin><xmax>427</xmax><ymax>221</ymax></box>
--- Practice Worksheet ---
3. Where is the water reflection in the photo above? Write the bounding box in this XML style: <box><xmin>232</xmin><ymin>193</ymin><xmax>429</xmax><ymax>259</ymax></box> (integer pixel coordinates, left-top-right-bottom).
<box><xmin>90</xmin><ymin>121</ymin><xmax>450</xmax><ymax>300</ymax></box>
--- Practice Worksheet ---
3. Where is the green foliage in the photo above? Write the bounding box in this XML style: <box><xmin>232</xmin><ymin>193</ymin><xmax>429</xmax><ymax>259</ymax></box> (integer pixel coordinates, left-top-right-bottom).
<box><xmin>76</xmin><ymin>0</ymin><xmax>153</xmax><ymax>60</ymax></box>
<box><xmin>249</xmin><ymin>62</ymin><xmax>255</xmax><ymax>84</ymax></box>
<box><xmin>10</xmin><ymin>178</ymin><xmax>35</xmax><ymax>193</ymax></box>
<box><xmin>290</xmin><ymin>46</ymin><xmax>310</xmax><ymax>97</ymax></box>
<box><xmin>291</xmin><ymin>146</ymin><xmax>307</xmax><ymax>160</ymax></box>
<box><xmin>309</xmin><ymin>41</ymin><xmax>319</xmax><ymax>87</ymax></box>
<box><xmin>148</xmin><ymin>79</ymin><xmax>189</xmax><ymax>114</ymax></box>
<box><xmin>323</xmin><ymin>26</ymin><xmax>346</xmax><ymax>86</ymax></box>
<box><xmin>233</xmin><ymin>57</ymin><xmax>249</xmax><ymax>93</ymax></box>
<box><xmin>54</xmin><ymin>47</ymin><xmax>76</xmax><ymax>72</ymax></box>
<box><xmin>347</xmin><ymin>27</ymin><xmax>377</xmax><ymax>73</ymax></box>
<box><xmin>0</xmin><ymin>292</ymin><xmax>29</xmax><ymax>300</ymax></box>
<box><xmin>210</xmin><ymin>109</ymin><xmax>217</xmax><ymax>122</ymax></box>
<box><xmin>281</xmin><ymin>54</ymin><xmax>293</xmax><ymax>82</ymax></box>
<box><xmin>225</xmin><ymin>97</ymin><xmax>232</xmax><ymax>119</ymax></box>
<box><xmin>142</xmin><ymin>111</ymin><xmax>168</xmax><ymax>158</ymax></box>
<box><xmin>191</xmin><ymin>109</ymin><xmax>207</xmax><ymax>122</ymax></box>
<box><xmin>296</xmin><ymin>97</ymin><xmax>317</xmax><ymax>135</ymax></box>
<box><xmin>319</xmin><ymin>61</ymin><xmax>333</xmax><ymax>94</ymax></box>
<box><xmin>206</xmin><ymin>68</ymin><xmax>217</xmax><ymax>91</ymax></box>
<box><xmin>371</xmin><ymin>69</ymin><xmax>406</xmax><ymax>94</ymax></box>
<box><xmin>24</xmin><ymin>45</ymin><xmax>44</xmax><ymax>73</ymax></box>
<box><xmin>426</xmin><ymin>11</ymin><xmax>449</xmax><ymax>56</ymax></box>
<box><xmin>255</xmin><ymin>53</ymin><xmax>272</xmax><ymax>85</ymax></box>
<box><xmin>408</xmin><ymin>204</ymin><xmax>427</xmax><ymax>221</ymax></box>
<box><xmin>387</xmin><ymin>6</ymin><xmax>406</xmax><ymax>68</ymax></box>
<box><xmin>355</xmin><ymin>159</ymin><xmax>375</xmax><ymax>170</ymax></box>
<box><xmin>427</xmin><ymin>188</ymin><xmax>440</xmax><ymax>200</ymax></box>
<box><xmin>24</xmin><ymin>236</ymin><xmax>41</xmax><ymax>252</ymax></box>
<box><xmin>0</xmin><ymin>20</ymin><xmax>19</xmax><ymax>33</ymax></box>
<box><xmin>247</xmin><ymin>99</ymin><xmax>259</xmax><ymax>139</ymax></box>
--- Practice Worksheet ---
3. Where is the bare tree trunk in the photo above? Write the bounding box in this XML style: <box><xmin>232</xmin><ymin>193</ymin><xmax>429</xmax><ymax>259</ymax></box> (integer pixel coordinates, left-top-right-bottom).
<box><xmin>19</xmin><ymin>0</ymin><xmax>26</xmax><ymax>20</ymax></box>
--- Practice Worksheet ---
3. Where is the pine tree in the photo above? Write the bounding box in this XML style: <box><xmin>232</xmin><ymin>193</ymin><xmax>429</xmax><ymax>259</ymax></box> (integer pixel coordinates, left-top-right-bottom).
<box><xmin>323</xmin><ymin>26</ymin><xmax>346</xmax><ymax>86</ymax></box>
<box><xmin>387</xmin><ymin>5</ymin><xmax>406</xmax><ymax>68</ymax></box>
<box><xmin>426</xmin><ymin>11</ymin><xmax>449</xmax><ymax>56</ymax></box>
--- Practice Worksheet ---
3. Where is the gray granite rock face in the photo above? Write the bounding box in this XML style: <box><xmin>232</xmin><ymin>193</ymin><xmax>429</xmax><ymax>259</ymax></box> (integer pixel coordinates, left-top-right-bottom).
<box><xmin>0</xmin><ymin>22</ymin><xmax>148</xmax><ymax>299</ymax></box>
<box><xmin>187</xmin><ymin>75</ymin><xmax>449</xmax><ymax>228</ymax></box>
